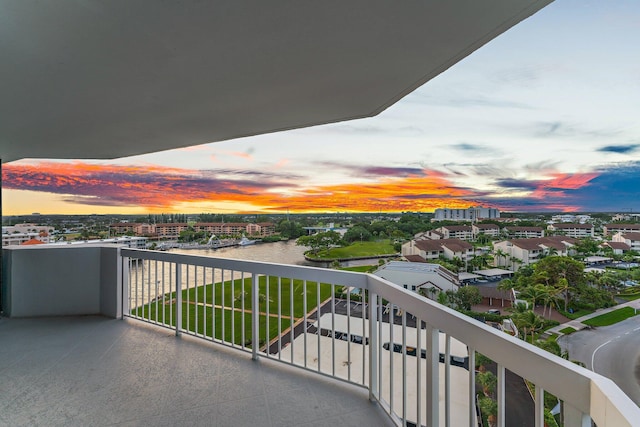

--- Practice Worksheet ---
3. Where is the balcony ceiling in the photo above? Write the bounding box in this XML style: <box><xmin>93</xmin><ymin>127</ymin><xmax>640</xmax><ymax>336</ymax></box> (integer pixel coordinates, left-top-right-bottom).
<box><xmin>0</xmin><ymin>0</ymin><xmax>552</xmax><ymax>163</ymax></box>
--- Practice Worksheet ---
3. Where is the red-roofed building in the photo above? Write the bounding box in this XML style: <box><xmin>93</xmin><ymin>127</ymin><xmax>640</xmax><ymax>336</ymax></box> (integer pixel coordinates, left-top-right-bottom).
<box><xmin>493</xmin><ymin>236</ymin><xmax>577</xmax><ymax>270</ymax></box>
<box><xmin>612</xmin><ymin>232</ymin><xmax>640</xmax><ymax>252</ymax></box>
<box><xmin>547</xmin><ymin>223</ymin><xmax>594</xmax><ymax>238</ymax></box>
<box><xmin>402</xmin><ymin>238</ymin><xmax>474</xmax><ymax>263</ymax></box>
<box><xmin>20</xmin><ymin>238</ymin><xmax>46</xmax><ymax>246</ymax></box>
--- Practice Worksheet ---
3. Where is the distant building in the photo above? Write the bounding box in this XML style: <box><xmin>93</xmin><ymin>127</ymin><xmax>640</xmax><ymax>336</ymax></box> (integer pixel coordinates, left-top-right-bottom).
<box><xmin>373</xmin><ymin>261</ymin><xmax>459</xmax><ymax>295</ymax></box>
<box><xmin>493</xmin><ymin>236</ymin><xmax>577</xmax><ymax>270</ymax></box>
<box><xmin>434</xmin><ymin>225</ymin><xmax>473</xmax><ymax>240</ymax></box>
<box><xmin>155</xmin><ymin>223</ymin><xmax>190</xmax><ymax>239</ymax></box>
<box><xmin>612</xmin><ymin>232</ymin><xmax>640</xmax><ymax>252</ymax></box>
<box><xmin>472</xmin><ymin>223</ymin><xmax>500</xmax><ymax>239</ymax></box>
<box><xmin>503</xmin><ymin>226</ymin><xmax>545</xmax><ymax>239</ymax></box>
<box><xmin>601</xmin><ymin>241</ymin><xmax>631</xmax><ymax>255</ymax></box>
<box><xmin>2</xmin><ymin>224</ymin><xmax>55</xmax><ymax>245</ymax></box>
<box><xmin>551</xmin><ymin>214</ymin><xmax>591</xmax><ymax>224</ymax></box>
<box><xmin>402</xmin><ymin>238</ymin><xmax>474</xmax><ymax>264</ymax></box>
<box><xmin>433</xmin><ymin>206</ymin><xmax>500</xmax><ymax>221</ymax></box>
<box><xmin>603</xmin><ymin>223</ymin><xmax>640</xmax><ymax>236</ymax></box>
<box><xmin>547</xmin><ymin>223</ymin><xmax>594</xmax><ymax>238</ymax></box>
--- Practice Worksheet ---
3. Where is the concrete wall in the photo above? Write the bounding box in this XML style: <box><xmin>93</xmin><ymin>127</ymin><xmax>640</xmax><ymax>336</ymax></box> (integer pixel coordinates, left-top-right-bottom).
<box><xmin>2</xmin><ymin>244</ymin><xmax>122</xmax><ymax>318</ymax></box>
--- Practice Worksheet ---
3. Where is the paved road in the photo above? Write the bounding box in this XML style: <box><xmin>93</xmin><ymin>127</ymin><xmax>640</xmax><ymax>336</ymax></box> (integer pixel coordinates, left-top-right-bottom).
<box><xmin>558</xmin><ymin>315</ymin><xmax>640</xmax><ymax>406</ymax></box>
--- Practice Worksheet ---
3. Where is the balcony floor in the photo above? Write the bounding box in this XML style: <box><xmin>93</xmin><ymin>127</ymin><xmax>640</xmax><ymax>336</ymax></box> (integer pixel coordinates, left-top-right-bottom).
<box><xmin>0</xmin><ymin>316</ymin><xmax>394</xmax><ymax>427</ymax></box>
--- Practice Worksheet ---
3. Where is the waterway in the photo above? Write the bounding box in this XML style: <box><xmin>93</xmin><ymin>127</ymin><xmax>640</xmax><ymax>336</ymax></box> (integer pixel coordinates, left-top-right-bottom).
<box><xmin>171</xmin><ymin>240</ymin><xmax>312</xmax><ymax>265</ymax></box>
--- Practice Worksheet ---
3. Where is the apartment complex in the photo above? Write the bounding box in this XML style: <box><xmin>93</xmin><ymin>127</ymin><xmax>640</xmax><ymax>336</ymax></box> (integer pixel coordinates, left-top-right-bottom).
<box><xmin>472</xmin><ymin>223</ymin><xmax>501</xmax><ymax>239</ymax></box>
<box><xmin>402</xmin><ymin>238</ymin><xmax>474</xmax><ymax>263</ymax></box>
<box><xmin>110</xmin><ymin>222</ymin><xmax>276</xmax><ymax>239</ymax></box>
<box><xmin>612</xmin><ymin>232</ymin><xmax>640</xmax><ymax>252</ymax></box>
<box><xmin>503</xmin><ymin>226</ymin><xmax>545</xmax><ymax>239</ymax></box>
<box><xmin>547</xmin><ymin>223</ymin><xmax>595</xmax><ymax>238</ymax></box>
<box><xmin>2</xmin><ymin>224</ymin><xmax>55</xmax><ymax>245</ymax></box>
<box><xmin>493</xmin><ymin>236</ymin><xmax>577</xmax><ymax>270</ymax></box>
<box><xmin>603</xmin><ymin>223</ymin><xmax>640</xmax><ymax>236</ymax></box>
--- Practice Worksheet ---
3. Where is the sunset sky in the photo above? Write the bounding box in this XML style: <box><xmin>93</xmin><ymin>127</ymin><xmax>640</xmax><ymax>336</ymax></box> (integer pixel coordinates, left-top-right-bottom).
<box><xmin>3</xmin><ymin>1</ymin><xmax>640</xmax><ymax>216</ymax></box>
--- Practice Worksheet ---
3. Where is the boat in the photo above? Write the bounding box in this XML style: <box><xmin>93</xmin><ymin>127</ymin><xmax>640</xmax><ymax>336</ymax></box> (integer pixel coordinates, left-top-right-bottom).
<box><xmin>238</xmin><ymin>236</ymin><xmax>256</xmax><ymax>246</ymax></box>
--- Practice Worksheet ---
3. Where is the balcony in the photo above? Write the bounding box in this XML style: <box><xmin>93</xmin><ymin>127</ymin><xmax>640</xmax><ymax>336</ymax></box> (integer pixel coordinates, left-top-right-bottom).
<box><xmin>2</xmin><ymin>244</ymin><xmax>639</xmax><ymax>427</ymax></box>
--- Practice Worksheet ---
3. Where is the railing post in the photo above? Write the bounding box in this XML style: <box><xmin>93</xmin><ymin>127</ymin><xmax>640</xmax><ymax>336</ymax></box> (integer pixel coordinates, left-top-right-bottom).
<box><xmin>535</xmin><ymin>385</ymin><xmax>544</xmax><ymax>427</ymax></box>
<box><xmin>562</xmin><ymin>402</ymin><xmax>591</xmax><ymax>427</ymax></box>
<box><xmin>426</xmin><ymin>325</ymin><xmax>439</xmax><ymax>427</ymax></box>
<box><xmin>252</xmin><ymin>274</ymin><xmax>259</xmax><ymax>361</ymax></box>
<box><xmin>175</xmin><ymin>263</ymin><xmax>182</xmax><ymax>336</ymax></box>
<box><xmin>121</xmin><ymin>255</ymin><xmax>129</xmax><ymax>320</ymax></box>
<box><xmin>368</xmin><ymin>291</ymin><xmax>378</xmax><ymax>402</ymax></box>
<box><xmin>468</xmin><ymin>348</ymin><xmax>477</xmax><ymax>427</ymax></box>
<box><xmin>497</xmin><ymin>364</ymin><xmax>505</xmax><ymax>427</ymax></box>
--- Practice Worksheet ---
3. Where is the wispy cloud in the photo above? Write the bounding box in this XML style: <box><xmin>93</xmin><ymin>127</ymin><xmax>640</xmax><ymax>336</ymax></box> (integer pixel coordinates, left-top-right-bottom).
<box><xmin>451</xmin><ymin>143</ymin><xmax>487</xmax><ymax>152</ymax></box>
<box><xmin>596</xmin><ymin>144</ymin><xmax>639</xmax><ymax>154</ymax></box>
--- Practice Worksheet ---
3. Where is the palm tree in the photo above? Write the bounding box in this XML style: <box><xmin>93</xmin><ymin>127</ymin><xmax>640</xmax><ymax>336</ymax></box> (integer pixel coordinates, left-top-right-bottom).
<box><xmin>521</xmin><ymin>284</ymin><xmax>549</xmax><ymax>315</ymax></box>
<box><xmin>554</xmin><ymin>277</ymin><xmax>571</xmax><ymax>312</ymax></box>
<box><xmin>510</xmin><ymin>256</ymin><xmax>523</xmax><ymax>271</ymax></box>
<box><xmin>494</xmin><ymin>249</ymin><xmax>507</xmax><ymax>267</ymax></box>
<box><xmin>513</xmin><ymin>310</ymin><xmax>544</xmax><ymax>343</ymax></box>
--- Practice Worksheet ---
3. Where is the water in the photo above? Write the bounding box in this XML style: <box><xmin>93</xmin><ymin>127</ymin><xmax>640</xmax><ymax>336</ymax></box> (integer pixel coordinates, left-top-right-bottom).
<box><xmin>171</xmin><ymin>240</ymin><xmax>312</xmax><ymax>265</ymax></box>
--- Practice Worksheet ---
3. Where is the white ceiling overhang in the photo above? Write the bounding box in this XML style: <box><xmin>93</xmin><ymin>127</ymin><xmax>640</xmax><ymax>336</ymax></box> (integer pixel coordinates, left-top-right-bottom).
<box><xmin>0</xmin><ymin>0</ymin><xmax>553</xmax><ymax>163</ymax></box>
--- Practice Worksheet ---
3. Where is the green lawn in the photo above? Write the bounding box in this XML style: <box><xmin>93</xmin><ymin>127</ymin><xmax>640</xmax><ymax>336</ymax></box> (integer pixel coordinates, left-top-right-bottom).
<box><xmin>582</xmin><ymin>307</ymin><xmax>639</xmax><ymax>327</ymax></box>
<box><xmin>314</xmin><ymin>240</ymin><xmax>396</xmax><ymax>259</ymax></box>
<box><xmin>339</xmin><ymin>265</ymin><xmax>378</xmax><ymax>273</ymax></box>
<box><xmin>558</xmin><ymin>308</ymin><xmax>593</xmax><ymax>320</ymax></box>
<box><xmin>559</xmin><ymin>326</ymin><xmax>576</xmax><ymax>335</ymax></box>
<box><xmin>132</xmin><ymin>275</ymin><xmax>332</xmax><ymax>347</ymax></box>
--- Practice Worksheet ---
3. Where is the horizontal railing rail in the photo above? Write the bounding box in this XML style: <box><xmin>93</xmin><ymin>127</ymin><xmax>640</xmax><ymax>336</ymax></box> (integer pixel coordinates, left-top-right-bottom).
<box><xmin>121</xmin><ymin>248</ymin><xmax>639</xmax><ymax>427</ymax></box>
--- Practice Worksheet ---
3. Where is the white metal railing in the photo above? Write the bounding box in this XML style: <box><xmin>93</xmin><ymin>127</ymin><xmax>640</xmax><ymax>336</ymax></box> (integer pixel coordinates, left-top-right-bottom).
<box><xmin>120</xmin><ymin>248</ymin><xmax>639</xmax><ymax>427</ymax></box>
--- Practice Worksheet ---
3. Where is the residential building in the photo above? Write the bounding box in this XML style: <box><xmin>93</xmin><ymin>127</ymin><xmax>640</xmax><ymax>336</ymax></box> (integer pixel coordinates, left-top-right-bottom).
<box><xmin>2</xmin><ymin>2</ymin><xmax>637</xmax><ymax>426</ymax></box>
<box><xmin>433</xmin><ymin>206</ymin><xmax>500</xmax><ymax>221</ymax></box>
<box><xmin>493</xmin><ymin>236</ymin><xmax>577</xmax><ymax>270</ymax></box>
<box><xmin>472</xmin><ymin>223</ymin><xmax>500</xmax><ymax>239</ymax></box>
<box><xmin>2</xmin><ymin>223</ymin><xmax>55</xmax><ymax>236</ymax></box>
<box><xmin>547</xmin><ymin>223</ymin><xmax>595</xmax><ymax>238</ymax></box>
<box><xmin>612</xmin><ymin>232</ymin><xmax>640</xmax><ymax>252</ymax></box>
<box><xmin>373</xmin><ymin>261</ymin><xmax>459</xmax><ymax>294</ymax></box>
<box><xmin>2</xmin><ymin>224</ymin><xmax>55</xmax><ymax>245</ymax></box>
<box><xmin>503</xmin><ymin>226</ymin><xmax>545</xmax><ymax>238</ymax></box>
<box><xmin>551</xmin><ymin>214</ymin><xmax>592</xmax><ymax>224</ymax></box>
<box><xmin>109</xmin><ymin>222</ymin><xmax>139</xmax><ymax>235</ymax></box>
<box><xmin>434</xmin><ymin>225</ymin><xmax>473</xmax><ymax>240</ymax></box>
<box><xmin>154</xmin><ymin>223</ymin><xmax>190</xmax><ymax>239</ymax></box>
<box><xmin>601</xmin><ymin>241</ymin><xmax>631</xmax><ymax>255</ymax></box>
<box><xmin>2</xmin><ymin>233</ymin><xmax>46</xmax><ymax>246</ymax></box>
<box><xmin>414</xmin><ymin>230</ymin><xmax>444</xmax><ymax>240</ymax></box>
<box><xmin>603</xmin><ymin>223</ymin><xmax>640</xmax><ymax>236</ymax></box>
<box><xmin>402</xmin><ymin>238</ymin><xmax>474</xmax><ymax>263</ymax></box>
<box><xmin>195</xmin><ymin>222</ymin><xmax>276</xmax><ymax>237</ymax></box>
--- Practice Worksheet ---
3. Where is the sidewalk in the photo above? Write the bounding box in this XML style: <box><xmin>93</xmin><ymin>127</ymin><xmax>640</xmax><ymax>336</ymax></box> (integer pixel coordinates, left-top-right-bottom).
<box><xmin>546</xmin><ymin>299</ymin><xmax>640</xmax><ymax>335</ymax></box>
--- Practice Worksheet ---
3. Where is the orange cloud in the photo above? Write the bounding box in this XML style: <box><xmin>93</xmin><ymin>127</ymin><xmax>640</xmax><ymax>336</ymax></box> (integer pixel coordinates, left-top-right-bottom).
<box><xmin>2</xmin><ymin>161</ymin><xmax>482</xmax><ymax>213</ymax></box>
<box><xmin>542</xmin><ymin>172</ymin><xmax>598</xmax><ymax>190</ymax></box>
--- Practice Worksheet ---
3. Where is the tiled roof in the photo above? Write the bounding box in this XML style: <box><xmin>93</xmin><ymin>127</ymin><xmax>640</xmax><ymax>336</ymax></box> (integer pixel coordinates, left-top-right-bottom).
<box><xmin>551</xmin><ymin>223</ymin><xmax>593</xmax><ymax>229</ymax></box>
<box><xmin>504</xmin><ymin>226</ymin><xmax>543</xmax><ymax>232</ymax></box>
<box><xmin>603</xmin><ymin>241</ymin><xmax>631</xmax><ymax>250</ymax></box>
<box><xmin>414</xmin><ymin>238</ymin><xmax>473</xmax><ymax>252</ymax></box>
<box><xmin>474</xmin><ymin>224</ymin><xmax>499</xmax><ymax>229</ymax></box>
<box><xmin>441</xmin><ymin>225</ymin><xmax>472</xmax><ymax>232</ymax></box>
<box><xmin>604</xmin><ymin>223</ymin><xmax>640</xmax><ymax>230</ymax></box>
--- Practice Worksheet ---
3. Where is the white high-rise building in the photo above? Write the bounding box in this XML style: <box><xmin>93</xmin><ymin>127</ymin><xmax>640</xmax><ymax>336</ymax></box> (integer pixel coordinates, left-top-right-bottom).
<box><xmin>433</xmin><ymin>206</ymin><xmax>500</xmax><ymax>221</ymax></box>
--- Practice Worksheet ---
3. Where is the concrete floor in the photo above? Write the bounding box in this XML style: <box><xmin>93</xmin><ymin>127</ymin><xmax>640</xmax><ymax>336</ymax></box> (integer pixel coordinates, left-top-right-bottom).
<box><xmin>0</xmin><ymin>316</ymin><xmax>394</xmax><ymax>427</ymax></box>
